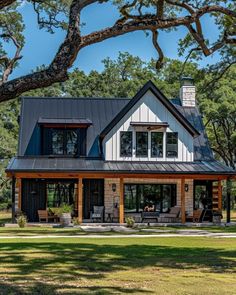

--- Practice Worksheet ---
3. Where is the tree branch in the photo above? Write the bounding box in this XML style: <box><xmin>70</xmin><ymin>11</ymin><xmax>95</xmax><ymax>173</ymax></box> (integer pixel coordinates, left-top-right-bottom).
<box><xmin>152</xmin><ymin>30</ymin><xmax>164</xmax><ymax>69</ymax></box>
<box><xmin>0</xmin><ymin>0</ymin><xmax>16</xmax><ymax>9</ymax></box>
<box><xmin>0</xmin><ymin>1</ymin><xmax>235</xmax><ymax>102</ymax></box>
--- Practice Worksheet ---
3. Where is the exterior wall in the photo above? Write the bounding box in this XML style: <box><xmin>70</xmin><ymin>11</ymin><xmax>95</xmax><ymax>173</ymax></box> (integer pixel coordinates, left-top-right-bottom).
<box><xmin>104</xmin><ymin>177</ymin><xmax>194</xmax><ymax>222</ymax></box>
<box><xmin>103</xmin><ymin>90</ymin><xmax>194</xmax><ymax>162</ymax></box>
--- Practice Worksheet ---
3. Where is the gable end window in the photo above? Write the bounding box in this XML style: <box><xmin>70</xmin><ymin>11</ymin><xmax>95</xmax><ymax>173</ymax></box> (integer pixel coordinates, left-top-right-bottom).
<box><xmin>136</xmin><ymin>132</ymin><xmax>148</xmax><ymax>157</ymax></box>
<box><xmin>151</xmin><ymin>132</ymin><xmax>163</xmax><ymax>157</ymax></box>
<box><xmin>120</xmin><ymin>131</ymin><xmax>132</xmax><ymax>157</ymax></box>
<box><xmin>166</xmin><ymin>132</ymin><xmax>178</xmax><ymax>158</ymax></box>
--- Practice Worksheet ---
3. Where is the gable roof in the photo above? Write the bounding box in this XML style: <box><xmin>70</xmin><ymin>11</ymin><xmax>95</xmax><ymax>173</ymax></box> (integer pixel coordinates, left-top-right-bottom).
<box><xmin>100</xmin><ymin>81</ymin><xmax>200</xmax><ymax>139</ymax></box>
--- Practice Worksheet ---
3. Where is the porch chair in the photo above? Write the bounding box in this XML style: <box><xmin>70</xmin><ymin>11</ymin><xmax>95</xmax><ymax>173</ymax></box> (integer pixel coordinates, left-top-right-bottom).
<box><xmin>193</xmin><ymin>209</ymin><xmax>203</xmax><ymax>223</ymax></box>
<box><xmin>38</xmin><ymin>210</ymin><xmax>58</xmax><ymax>223</ymax></box>
<box><xmin>91</xmin><ymin>206</ymin><xmax>104</xmax><ymax>223</ymax></box>
<box><xmin>158</xmin><ymin>206</ymin><xmax>181</xmax><ymax>223</ymax></box>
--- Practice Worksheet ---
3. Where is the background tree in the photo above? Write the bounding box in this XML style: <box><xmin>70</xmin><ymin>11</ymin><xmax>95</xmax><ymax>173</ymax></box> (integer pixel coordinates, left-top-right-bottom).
<box><xmin>0</xmin><ymin>0</ymin><xmax>235</xmax><ymax>102</ymax></box>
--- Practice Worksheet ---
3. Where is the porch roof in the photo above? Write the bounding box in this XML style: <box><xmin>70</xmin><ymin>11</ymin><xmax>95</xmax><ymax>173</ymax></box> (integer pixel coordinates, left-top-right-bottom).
<box><xmin>6</xmin><ymin>157</ymin><xmax>235</xmax><ymax>176</ymax></box>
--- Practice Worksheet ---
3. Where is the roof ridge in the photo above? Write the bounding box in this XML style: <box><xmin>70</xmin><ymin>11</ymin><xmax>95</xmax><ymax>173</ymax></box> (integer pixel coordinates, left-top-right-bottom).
<box><xmin>21</xmin><ymin>96</ymin><xmax>131</xmax><ymax>101</ymax></box>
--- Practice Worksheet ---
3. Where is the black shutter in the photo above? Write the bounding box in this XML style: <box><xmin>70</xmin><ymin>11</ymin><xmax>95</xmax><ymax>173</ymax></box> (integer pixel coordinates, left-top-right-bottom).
<box><xmin>42</xmin><ymin>128</ymin><xmax>52</xmax><ymax>155</ymax></box>
<box><xmin>79</xmin><ymin>128</ymin><xmax>87</xmax><ymax>156</ymax></box>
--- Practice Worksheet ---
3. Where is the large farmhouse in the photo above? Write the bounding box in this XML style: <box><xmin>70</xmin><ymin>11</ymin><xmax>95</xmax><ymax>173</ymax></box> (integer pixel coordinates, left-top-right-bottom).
<box><xmin>6</xmin><ymin>79</ymin><xmax>235</xmax><ymax>224</ymax></box>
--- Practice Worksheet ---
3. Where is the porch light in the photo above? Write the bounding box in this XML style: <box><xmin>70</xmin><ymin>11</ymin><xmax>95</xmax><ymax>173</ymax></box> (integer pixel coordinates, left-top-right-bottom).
<box><xmin>112</xmin><ymin>183</ymin><xmax>116</xmax><ymax>192</ymax></box>
<box><xmin>185</xmin><ymin>184</ymin><xmax>189</xmax><ymax>192</ymax></box>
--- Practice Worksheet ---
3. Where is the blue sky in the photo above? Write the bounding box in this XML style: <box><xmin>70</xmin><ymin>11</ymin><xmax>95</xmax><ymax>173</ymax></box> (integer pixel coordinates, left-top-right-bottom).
<box><xmin>10</xmin><ymin>2</ymin><xmax>221</xmax><ymax>79</ymax></box>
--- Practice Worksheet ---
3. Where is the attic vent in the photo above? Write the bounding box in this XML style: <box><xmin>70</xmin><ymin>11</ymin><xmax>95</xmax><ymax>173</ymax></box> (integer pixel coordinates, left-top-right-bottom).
<box><xmin>180</xmin><ymin>77</ymin><xmax>196</xmax><ymax>107</ymax></box>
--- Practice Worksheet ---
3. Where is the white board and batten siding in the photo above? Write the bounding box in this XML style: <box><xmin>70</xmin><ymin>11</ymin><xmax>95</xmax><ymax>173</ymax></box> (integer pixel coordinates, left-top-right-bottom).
<box><xmin>103</xmin><ymin>90</ymin><xmax>194</xmax><ymax>162</ymax></box>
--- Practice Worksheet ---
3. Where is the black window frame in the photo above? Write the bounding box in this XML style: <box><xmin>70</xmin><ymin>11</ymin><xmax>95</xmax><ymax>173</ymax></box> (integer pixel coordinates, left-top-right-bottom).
<box><xmin>166</xmin><ymin>132</ymin><xmax>178</xmax><ymax>158</ymax></box>
<box><xmin>151</xmin><ymin>132</ymin><xmax>163</xmax><ymax>158</ymax></box>
<box><xmin>136</xmin><ymin>131</ymin><xmax>148</xmax><ymax>157</ymax></box>
<box><xmin>124</xmin><ymin>183</ymin><xmax>177</xmax><ymax>213</ymax></box>
<box><xmin>120</xmin><ymin>131</ymin><xmax>133</xmax><ymax>157</ymax></box>
<box><xmin>42</xmin><ymin>127</ymin><xmax>87</xmax><ymax>157</ymax></box>
<box><xmin>51</xmin><ymin>128</ymin><xmax>79</xmax><ymax>156</ymax></box>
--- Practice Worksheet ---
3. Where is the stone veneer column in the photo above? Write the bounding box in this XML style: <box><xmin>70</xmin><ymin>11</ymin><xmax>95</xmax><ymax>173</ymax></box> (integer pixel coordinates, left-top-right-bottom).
<box><xmin>104</xmin><ymin>178</ymin><xmax>121</xmax><ymax>218</ymax></box>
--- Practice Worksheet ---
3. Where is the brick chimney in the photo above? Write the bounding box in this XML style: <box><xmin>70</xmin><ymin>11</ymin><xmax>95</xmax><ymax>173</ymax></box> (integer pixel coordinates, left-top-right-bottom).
<box><xmin>180</xmin><ymin>77</ymin><xmax>196</xmax><ymax>107</ymax></box>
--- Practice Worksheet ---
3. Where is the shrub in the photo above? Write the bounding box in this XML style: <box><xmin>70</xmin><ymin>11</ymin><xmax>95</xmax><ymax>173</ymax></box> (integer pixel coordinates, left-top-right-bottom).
<box><xmin>0</xmin><ymin>202</ymin><xmax>8</xmax><ymax>211</ymax></box>
<box><xmin>72</xmin><ymin>217</ymin><xmax>80</xmax><ymax>226</ymax></box>
<box><xmin>58</xmin><ymin>204</ymin><xmax>73</xmax><ymax>214</ymax></box>
<box><xmin>126</xmin><ymin>216</ymin><xmax>135</xmax><ymax>228</ymax></box>
<box><xmin>48</xmin><ymin>207</ymin><xmax>60</xmax><ymax>216</ymax></box>
<box><xmin>49</xmin><ymin>204</ymin><xmax>72</xmax><ymax>216</ymax></box>
<box><xmin>17</xmin><ymin>214</ymin><xmax>27</xmax><ymax>228</ymax></box>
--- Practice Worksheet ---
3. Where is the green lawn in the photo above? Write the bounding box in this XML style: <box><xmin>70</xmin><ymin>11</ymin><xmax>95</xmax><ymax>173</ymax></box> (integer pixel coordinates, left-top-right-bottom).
<box><xmin>0</xmin><ymin>210</ymin><xmax>11</xmax><ymax>226</ymax></box>
<box><xmin>0</xmin><ymin>237</ymin><xmax>235</xmax><ymax>294</ymax></box>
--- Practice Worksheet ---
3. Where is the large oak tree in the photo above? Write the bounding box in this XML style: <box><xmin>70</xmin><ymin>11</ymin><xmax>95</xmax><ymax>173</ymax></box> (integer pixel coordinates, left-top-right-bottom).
<box><xmin>0</xmin><ymin>0</ymin><xmax>235</xmax><ymax>102</ymax></box>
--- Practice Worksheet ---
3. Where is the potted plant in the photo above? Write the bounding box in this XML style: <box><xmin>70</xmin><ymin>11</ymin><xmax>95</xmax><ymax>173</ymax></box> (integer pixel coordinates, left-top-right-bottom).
<box><xmin>58</xmin><ymin>204</ymin><xmax>73</xmax><ymax>226</ymax></box>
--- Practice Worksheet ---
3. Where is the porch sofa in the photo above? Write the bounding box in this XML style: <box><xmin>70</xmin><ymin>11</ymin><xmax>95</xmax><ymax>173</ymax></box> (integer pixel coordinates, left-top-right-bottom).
<box><xmin>158</xmin><ymin>206</ymin><xmax>181</xmax><ymax>223</ymax></box>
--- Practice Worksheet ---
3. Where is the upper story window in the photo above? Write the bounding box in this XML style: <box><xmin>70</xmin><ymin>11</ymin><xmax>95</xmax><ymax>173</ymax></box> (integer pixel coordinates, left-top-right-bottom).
<box><xmin>120</xmin><ymin>131</ymin><xmax>132</xmax><ymax>157</ymax></box>
<box><xmin>166</xmin><ymin>132</ymin><xmax>178</xmax><ymax>158</ymax></box>
<box><xmin>136</xmin><ymin>132</ymin><xmax>148</xmax><ymax>157</ymax></box>
<box><xmin>151</xmin><ymin>132</ymin><xmax>163</xmax><ymax>157</ymax></box>
<box><xmin>42</xmin><ymin>127</ymin><xmax>87</xmax><ymax>156</ymax></box>
<box><xmin>51</xmin><ymin>129</ymin><xmax>78</xmax><ymax>155</ymax></box>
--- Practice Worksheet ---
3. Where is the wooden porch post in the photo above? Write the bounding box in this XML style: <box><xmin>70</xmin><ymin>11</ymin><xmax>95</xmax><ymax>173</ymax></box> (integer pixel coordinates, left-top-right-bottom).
<box><xmin>17</xmin><ymin>178</ymin><xmax>22</xmax><ymax>211</ymax></box>
<box><xmin>226</xmin><ymin>178</ymin><xmax>231</xmax><ymax>223</ymax></box>
<box><xmin>181</xmin><ymin>178</ymin><xmax>186</xmax><ymax>224</ymax></box>
<box><xmin>78</xmin><ymin>178</ymin><xmax>83</xmax><ymax>223</ymax></box>
<box><xmin>218</xmin><ymin>180</ymin><xmax>222</xmax><ymax>211</ymax></box>
<box><xmin>119</xmin><ymin>177</ymin><xmax>124</xmax><ymax>224</ymax></box>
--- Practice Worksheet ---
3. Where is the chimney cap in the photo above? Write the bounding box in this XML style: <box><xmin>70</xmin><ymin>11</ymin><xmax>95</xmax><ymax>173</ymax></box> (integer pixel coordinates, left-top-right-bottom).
<box><xmin>180</xmin><ymin>77</ymin><xmax>194</xmax><ymax>86</ymax></box>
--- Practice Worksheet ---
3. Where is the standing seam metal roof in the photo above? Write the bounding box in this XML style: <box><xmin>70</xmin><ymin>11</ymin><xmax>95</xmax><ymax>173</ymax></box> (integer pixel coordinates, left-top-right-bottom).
<box><xmin>18</xmin><ymin>96</ymin><xmax>212</xmax><ymax>161</ymax></box>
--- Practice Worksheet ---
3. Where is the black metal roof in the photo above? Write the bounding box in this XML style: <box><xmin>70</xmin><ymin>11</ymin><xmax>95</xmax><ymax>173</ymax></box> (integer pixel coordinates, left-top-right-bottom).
<box><xmin>19</xmin><ymin>97</ymin><xmax>129</xmax><ymax>157</ymax></box>
<box><xmin>18</xmin><ymin>82</ymin><xmax>212</xmax><ymax>161</ymax></box>
<box><xmin>6</xmin><ymin>157</ymin><xmax>235</xmax><ymax>175</ymax></box>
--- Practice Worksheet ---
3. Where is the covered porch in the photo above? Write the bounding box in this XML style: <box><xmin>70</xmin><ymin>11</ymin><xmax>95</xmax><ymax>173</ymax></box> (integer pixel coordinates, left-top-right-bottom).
<box><xmin>8</xmin><ymin>171</ymin><xmax>234</xmax><ymax>225</ymax></box>
<box><xmin>6</xmin><ymin>157</ymin><xmax>235</xmax><ymax>225</ymax></box>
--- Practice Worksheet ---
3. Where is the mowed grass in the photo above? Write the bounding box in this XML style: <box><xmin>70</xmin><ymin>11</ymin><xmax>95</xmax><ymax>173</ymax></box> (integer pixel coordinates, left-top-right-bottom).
<box><xmin>0</xmin><ymin>211</ymin><xmax>11</xmax><ymax>226</ymax></box>
<box><xmin>0</xmin><ymin>237</ymin><xmax>235</xmax><ymax>295</ymax></box>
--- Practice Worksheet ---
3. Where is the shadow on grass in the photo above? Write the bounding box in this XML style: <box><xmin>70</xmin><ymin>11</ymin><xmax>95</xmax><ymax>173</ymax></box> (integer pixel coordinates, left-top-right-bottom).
<box><xmin>0</xmin><ymin>241</ymin><xmax>235</xmax><ymax>294</ymax></box>
<box><xmin>0</xmin><ymin>281</ymin><xmax>150</xmax><ymax>295</ymax></box>
<box><xmin>0</xmin><ymin>228</ymin><xmax>86</xmax><ymax>236</ymax></box>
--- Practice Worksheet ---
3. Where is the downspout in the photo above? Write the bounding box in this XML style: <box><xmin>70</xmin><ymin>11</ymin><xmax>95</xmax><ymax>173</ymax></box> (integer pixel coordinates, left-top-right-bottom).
<box><xmin>11</xmin><ymin>176</ymin><xmax>16</xmax><ymax>223</ymax></box>
<box><xmin>99</xmin><ymin>135</ymin><xmax>104</xmax><ymax>159</ymax></box>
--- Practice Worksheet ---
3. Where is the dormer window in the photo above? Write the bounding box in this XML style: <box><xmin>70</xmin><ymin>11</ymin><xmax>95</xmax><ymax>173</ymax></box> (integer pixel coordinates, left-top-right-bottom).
<box><xmin>39</xmin><ymin>118</ymin><xmax>91</xmax><ymax>157</ymax></box>
<box><xmin>51</xmin><ymin>129</ymin><xmax>78</xmax><ymax>155</ymax></box>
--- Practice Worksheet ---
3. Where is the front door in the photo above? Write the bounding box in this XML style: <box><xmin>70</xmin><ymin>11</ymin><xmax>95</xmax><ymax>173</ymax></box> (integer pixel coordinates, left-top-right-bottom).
<box><xmin>83</xmin><ymin>179</ymin><xmax>104</xmax><ymax>219</ymax></box>
<box><xmin>21</xmin><ymin>179</ymin><xmax>46</xmax><ymax>222</ymax></box>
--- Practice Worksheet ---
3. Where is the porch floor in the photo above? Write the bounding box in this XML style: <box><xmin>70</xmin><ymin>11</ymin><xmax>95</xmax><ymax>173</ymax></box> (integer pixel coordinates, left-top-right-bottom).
<box><xmin>5</xmin><ymin>222</ymin><xmax>236</xmax><ymax>227</ymax></box>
